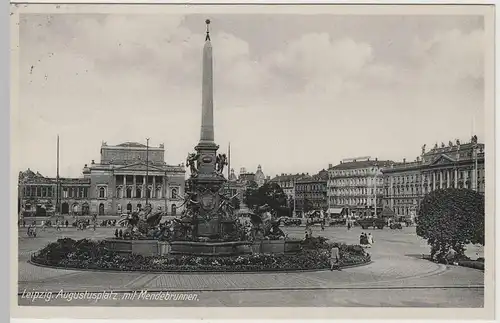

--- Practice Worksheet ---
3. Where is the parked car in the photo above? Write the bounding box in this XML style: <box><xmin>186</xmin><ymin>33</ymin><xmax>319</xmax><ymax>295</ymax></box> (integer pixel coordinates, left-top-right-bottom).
<box><xmin>389</xmin><ymin>222</ymin><xmax>403</xmax><ymax>230</ymax></box>
<box><xmin>357</xmin><ymin>217</ymin><xmax>387</xmax><ymax>229</ymax></box>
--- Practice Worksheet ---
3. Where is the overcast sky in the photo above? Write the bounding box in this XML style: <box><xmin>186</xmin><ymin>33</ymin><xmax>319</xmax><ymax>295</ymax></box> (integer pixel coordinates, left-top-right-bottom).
<box><xmin>17</xmin><ymin>13</ymin><xmax>486</xmax><ymax>179</ymax></box>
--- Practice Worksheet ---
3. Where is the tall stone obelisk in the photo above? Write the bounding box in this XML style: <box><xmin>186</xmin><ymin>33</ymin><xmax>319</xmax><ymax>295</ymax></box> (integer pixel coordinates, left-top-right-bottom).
<box><xmin>194</xmin><ymin>19</ymin><xmax>221</xmax><ymax>179</ymax></box>
<box><xmin>199</xmin><ymin>19</ymin><xmax>214</xmax><ymax>144</ymax></box>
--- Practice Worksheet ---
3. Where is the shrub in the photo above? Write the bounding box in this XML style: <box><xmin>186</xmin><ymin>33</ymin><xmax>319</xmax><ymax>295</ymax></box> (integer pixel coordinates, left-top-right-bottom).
<box><xmin>416</xmin><ymin>188</ymin><xmax>484</xmax><ymax>262</ymax></box>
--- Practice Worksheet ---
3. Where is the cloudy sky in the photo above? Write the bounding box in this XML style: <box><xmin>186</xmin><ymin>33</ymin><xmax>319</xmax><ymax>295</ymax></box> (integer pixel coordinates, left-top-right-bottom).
<box><xmin>17</xmin><ymin>13</ymin><xmax>486</xmax><ymax>179</ymax></box>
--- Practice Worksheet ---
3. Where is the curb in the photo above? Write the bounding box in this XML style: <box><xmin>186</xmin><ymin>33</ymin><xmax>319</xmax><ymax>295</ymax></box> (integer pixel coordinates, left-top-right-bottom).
<box><xmin>17</xmin><ymin>284</ymin><xmax>484</xmax><ymax>296</ymax></box>
<box><xmin>27</xmin><ymin>259</ymin><xmax>373</xmax><ymax>275</ymax></box>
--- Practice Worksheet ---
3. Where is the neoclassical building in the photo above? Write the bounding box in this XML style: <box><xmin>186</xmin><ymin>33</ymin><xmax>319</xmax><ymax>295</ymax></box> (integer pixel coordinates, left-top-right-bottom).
<box><xmin>382</xmin><ymin>136</ymin><xmax>485</xmax><ymax>219</ymax></box>
<box><xmin>18</xmin><ymin>141</ymin><xmax>186</xmax><ymax>217</ymax></box>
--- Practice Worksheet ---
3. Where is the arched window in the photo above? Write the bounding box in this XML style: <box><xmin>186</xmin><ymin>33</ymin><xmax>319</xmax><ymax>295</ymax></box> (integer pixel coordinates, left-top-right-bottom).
<box><xmin>171</xmin><ymin>188</ymin><xmax>178</xmax><ymax>199</ymax></box>
<box><xmin>116</xmin><ymin>187</ymin><xmax>122</xmax><ymax>198</ymax></box>
<box><xmin>147</xmin><ymin>188</ymin><xmax>152</xmax><ymax>199</ymax></box>
<box><xmin>156</xmin><ymin>187</ymin><xmax>162</xmax><ymax>199</ymax></box>
<box><xmin>99</xmin><ymin>187</ymin><xmax>106</xmax><ymax>198</ymax></box>
<box><xmin>126</xmin><ymin>187</ymin><xmax>132</xmax><ymax>198</ymax></box>
<box><xmin>136</xmin><ymin>187</ymin><xmax>142</xmax><ymax>198</ymax></box>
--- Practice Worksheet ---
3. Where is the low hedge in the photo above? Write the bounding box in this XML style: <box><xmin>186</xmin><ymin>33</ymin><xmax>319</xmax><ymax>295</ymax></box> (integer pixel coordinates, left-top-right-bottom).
<box><xmin>30</xmin><ymin>238</ymin><xmax>371</xmax><ymax>272</ymax></box>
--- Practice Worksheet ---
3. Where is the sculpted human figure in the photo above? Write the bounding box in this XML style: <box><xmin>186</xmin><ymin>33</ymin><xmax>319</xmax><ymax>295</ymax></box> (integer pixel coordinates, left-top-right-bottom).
<box><xmin>186</xmin><ymin>152</ymin><xmax>199</xmax><ymax>176</ymax></box>
<box><xmin>216</xmin><ymin>153</ymin><xmax>228</xmax><ymax>174</ymax></box>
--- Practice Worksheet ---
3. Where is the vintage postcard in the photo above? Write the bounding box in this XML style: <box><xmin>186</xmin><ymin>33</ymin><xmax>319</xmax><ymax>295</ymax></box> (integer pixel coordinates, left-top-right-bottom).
<box><xmin>10</xmin><ymin>2</ymin><xmax>495</xmax><ymax>320</ymax></box>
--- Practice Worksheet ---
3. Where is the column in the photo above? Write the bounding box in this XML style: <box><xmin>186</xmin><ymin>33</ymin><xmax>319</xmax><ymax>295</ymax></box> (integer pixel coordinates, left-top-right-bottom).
<box><xmin>142</xmin><ymin>175</ymin><xmax>146</xmax><ymax>198</ymax></box>
<box><xmin>455</xmin><ymin>168</ymin><xmax>458</xmax><ymax>188</ymax></box>
<box><xmin>153</xmin><ymin>176</ymin><xmax>156</xmax><ymax>198</ymax></box>
<box><xmin>447</xmin><ymin>170</ymin><xmax>451</xmax><ymax>188</ymax></box>
<box><xmin>133</xmin><ymin>175</ymin><xmax>137</xmax><ymax>198</ymax></box>
<box><xmin>432</xmin><ymin>172</ymin><xmax>436</xmax><ymax>191</ymax></box>
<box><xmin>123</xmin><ymin>175</ymin><xmax>126</xmax><ymax>193</ymax></box>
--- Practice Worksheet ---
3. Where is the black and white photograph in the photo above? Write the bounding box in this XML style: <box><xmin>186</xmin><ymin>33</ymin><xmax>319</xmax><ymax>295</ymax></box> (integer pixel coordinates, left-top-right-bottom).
<box><xmin>10</xmin><ymin>3</ymin><xmax>494</xmax><ymax>319</ymax></box>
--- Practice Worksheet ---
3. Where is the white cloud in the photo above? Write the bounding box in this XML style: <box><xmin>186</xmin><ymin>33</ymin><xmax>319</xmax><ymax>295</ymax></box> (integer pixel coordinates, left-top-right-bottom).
<box><xmin>17</xmin><ymin>14</ymin><xmax>487</xmax><ymax>179</ymax></box>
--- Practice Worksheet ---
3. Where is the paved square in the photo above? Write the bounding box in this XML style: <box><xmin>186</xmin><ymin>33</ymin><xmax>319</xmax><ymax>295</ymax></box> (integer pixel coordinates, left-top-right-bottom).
<box><xmin>17</xmin><ymin>225</ymin><xmax>484</xmax><ymax>307</ymax></box>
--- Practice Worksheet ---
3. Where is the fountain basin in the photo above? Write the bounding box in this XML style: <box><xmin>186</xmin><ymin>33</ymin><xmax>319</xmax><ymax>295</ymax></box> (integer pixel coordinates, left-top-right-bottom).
<box><xmin>104</xmin><ymin>238</ymin><xmax>302</xmax><ymax>256</ymax></box>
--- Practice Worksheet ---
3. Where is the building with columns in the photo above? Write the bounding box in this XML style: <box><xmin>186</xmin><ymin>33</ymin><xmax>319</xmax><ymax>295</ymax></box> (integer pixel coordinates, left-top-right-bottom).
<box><xmin>382</xmin><ymin>136</ymin><xmax>485</xmax><ymax>220</ymax></box>
<box><xmin>18</xmin><ymin>141</ymin><xmax>186</xmax><ymax>218</ymax></box>
<box><xmin>327</xmin><ymin>157</ymin><xmax>393</xmax><ymax>218</ymax></box>
<box><xmin>85</xmin><ymin>141</ymin><xmax>186</xmax><ymax>216</ymax></box>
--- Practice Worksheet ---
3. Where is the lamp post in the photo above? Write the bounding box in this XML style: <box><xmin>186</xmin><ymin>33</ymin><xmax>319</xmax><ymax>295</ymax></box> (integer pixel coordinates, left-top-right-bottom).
<box><xmin>374</xmin><ymin>163</ymin><xmax>379</xmax><ymax>217</ymax></box>
<box><xmin>145</xmin><ymin>138</ymin><xmax>150</xmax><ymax>207</ymax></box>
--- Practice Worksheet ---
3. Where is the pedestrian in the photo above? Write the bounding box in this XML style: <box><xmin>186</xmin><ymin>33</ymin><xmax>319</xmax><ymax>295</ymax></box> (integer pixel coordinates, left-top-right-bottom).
<box><xmin>367</xmin><ymin>233</ymin><xmax>374</xmax><ymax>248</ymax></box>
<box><xmin>23</xmin><ymin>220</ymin><xmax>26</xmax><ymax>228</ymax></box>
<box><xmin>359</xmin><ymin>232</ymin><xmax>364</xmax><ymax>245</ymax></box>
<box><xmin>56</xmin><ymin>220</ymin><xmax>61</xmax><ymax>231</ymax></box>
<box><xmin>330</xmin><ymin>243</ymin><xmax>341</xmax><ymax>271</ymax></box>
<box><xmin>41</xmin><ymin>220</ymin><xmax>46</xmax><ymax>231</ymax></box>
<box><xmin>114</xmin><ymin>229</ymin><xmax>119</xmax><ymax>238</ymax></box>
<box><xmin>119</xmin><ymin>229</ymin><xmax>123</xmax><ymax>238</ymax></box>
<box><xmin>321</xmin><ymin>220</ymin><xmax>325</xmax><ymax>231</ymax></box>
<box><xmin>93</xmin><ymin>221</ymin><xmax>97</xmax><ymax>231</ymax></box>
<box><xmin>65</xmin><ymin>220</ymin><xmax>69</xmax><ymax>227</ymax></box>
<box><xmin>445</xmin><ymin>248</ymin><xmax>457</xmax><ymax>265</ymax></box>
<box><xmin>304</xmin><ymin>224</ymin><xmax>312</xmax><ymax>240</ymax></box>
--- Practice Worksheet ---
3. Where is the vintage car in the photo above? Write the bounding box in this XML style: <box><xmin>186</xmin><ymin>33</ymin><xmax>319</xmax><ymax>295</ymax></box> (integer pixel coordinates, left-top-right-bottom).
<box><xmin>357</xmin><ymin>217</ymin><xmax>387</xmax><ymax>229</ymax></box>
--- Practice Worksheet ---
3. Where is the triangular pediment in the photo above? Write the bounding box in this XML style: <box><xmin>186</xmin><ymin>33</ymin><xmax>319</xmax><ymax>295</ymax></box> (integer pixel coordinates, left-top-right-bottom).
<box><xmin>114</xmin><ymin>162</ymin><xmax>165</xmax><ymax>172</ymax></box>
<box><xmin>430</xmin><ymin>154</ymin><xmax>456</xmax><ymax>166</ymax></box>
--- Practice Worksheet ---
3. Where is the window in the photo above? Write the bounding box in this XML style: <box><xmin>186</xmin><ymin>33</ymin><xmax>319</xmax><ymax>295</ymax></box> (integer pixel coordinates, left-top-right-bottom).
<box><xmin>147</xmin><ymin>188</ymin><xmax>152</xmax><ymax>199</ymax></box>
<box><xmin>116</xmin><ymin>187</ymin><xmax>122</xmax><ymax>198</ymax></box>
<box><xmin>126</xmin><ymin>187</ymin><xmax>132</xmax><ymax>198</ymax></box>
<box><xmin>156</xmin><ymin>187</ymin><xmax>162</xmax><ymax>199</ymax></box>
<box><xmin>63</xmin><ymin>187</ymin><xmax>68</xmax><ymax>198</ymax></box>
<box><xmin>136</xmin><ymin>187</ymin><xmax>142</xmax><ymax>198</ymax></box>
<box><xmin>171</xmin><ymin>188</ymin><xmax>178</xmax><ymax>199</ymax></box>
<box><xmin>99</xmin><ymin>187</ymin><xmax>106</xmax><ymax>198</ymax></box>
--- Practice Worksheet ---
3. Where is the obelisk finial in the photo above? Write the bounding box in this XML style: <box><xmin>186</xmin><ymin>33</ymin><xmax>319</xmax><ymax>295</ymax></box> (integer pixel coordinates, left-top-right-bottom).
<box><xmin>205</xmin><ymin>19</ymin><xmax>211</xmax><ymax>41</ymax></box>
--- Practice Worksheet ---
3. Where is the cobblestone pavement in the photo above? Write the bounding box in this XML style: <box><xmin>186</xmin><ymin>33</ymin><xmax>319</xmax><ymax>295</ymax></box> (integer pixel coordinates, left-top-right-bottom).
<box><xmin>16</xmin><ymin>226</ymin><xmax>484</xmax><ymax>307</ymax></box>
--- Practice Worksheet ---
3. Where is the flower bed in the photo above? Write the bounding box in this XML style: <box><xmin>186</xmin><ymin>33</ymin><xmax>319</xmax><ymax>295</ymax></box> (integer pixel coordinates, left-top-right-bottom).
<box><xmin>30</xmin><ymin>238</ymin><xmax>371</xmax><ymax>272</ymax></box>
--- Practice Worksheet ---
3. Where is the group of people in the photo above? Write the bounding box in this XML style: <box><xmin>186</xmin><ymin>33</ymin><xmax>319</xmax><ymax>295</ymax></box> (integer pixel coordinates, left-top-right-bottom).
<box><xmin>360</xmin><ymin>232</ymin><xmax>374</xmax><ymax>247</ymax></box>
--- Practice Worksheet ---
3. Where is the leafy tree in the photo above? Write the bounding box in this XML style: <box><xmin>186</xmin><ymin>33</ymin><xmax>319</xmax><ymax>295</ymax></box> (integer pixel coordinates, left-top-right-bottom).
<box><xmin>244</xmin><ymin>182</ymin><xmax>288</xmax><ymax>214</ymax></box>
<box><xmin>303</xmin><ymin>198</ymin><xmax>314</xmax><ymax>214</ymax></box>
<box><xmin>416</xmin><ymin>188</ymin><xmax>484</xmax><ymax>262</ymax></box>
<box><xmin>243</xmin><ymin>181</ymin><xmax>260</xmax><ymax>210</ymax></box>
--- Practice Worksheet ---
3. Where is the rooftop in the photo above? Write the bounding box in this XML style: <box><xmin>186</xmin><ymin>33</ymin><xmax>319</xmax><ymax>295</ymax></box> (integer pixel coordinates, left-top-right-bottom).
<box><xmin>329</xmin><ymin>160</ymin><xmax>393</xmax><ymax>170</ymax></box>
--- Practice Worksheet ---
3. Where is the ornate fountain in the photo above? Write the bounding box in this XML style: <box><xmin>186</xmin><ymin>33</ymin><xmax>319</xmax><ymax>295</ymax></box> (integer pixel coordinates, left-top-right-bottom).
<box><xmin>105</xmin><ymin>20</ymin><xmax>301</xmax><ymax>257</ymax></box>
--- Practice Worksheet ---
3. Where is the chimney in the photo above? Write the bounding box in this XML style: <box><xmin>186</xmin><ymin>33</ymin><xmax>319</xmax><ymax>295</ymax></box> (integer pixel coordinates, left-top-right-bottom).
<box><xmin>375</xmin><ymin>158</ymin><xmax>378</xmax><ymax>161</ymax></box>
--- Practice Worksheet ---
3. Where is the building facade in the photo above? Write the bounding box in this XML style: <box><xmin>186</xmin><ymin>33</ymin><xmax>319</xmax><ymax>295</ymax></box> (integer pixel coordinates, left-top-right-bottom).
<box><xmin>270</xmin><ymin>173</ymin><xmax>311</xmax><ymax>200</ymax></box>
<box><xmin>18</xmin><ymin>169</ymin><xmax>91</xmax><ymax>217</ymax></box>
<box><xmin>327</xmin><ymin>157</ymin><xmax>392</xmax><ymax>218</ymax></box>
<box><xmin>18</xmin><ymin>141</ymin><xmax>186</xmax><ymax>217</ymax></box>
<box><xmin>382</xmin><ymin>136</ymin><xmax>485</xmax><ymax>219</ymax></box>
<box><xmin>295</xmin><ymin>170</ymin><xmax>328</xmax><ymax>217</ymax></box>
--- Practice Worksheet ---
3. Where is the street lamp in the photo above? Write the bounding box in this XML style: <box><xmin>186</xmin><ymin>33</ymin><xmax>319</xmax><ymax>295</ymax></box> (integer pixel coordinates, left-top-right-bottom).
<box><xmin>145</xmin><ymin>138</ymin><xmax>150</xmax><ymax>207</ymax></box>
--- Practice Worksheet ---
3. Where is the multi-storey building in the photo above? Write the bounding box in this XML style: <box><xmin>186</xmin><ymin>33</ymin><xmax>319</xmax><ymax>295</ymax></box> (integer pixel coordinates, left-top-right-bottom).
<box><xmin>18</xmin><ymin>169</ymin><xmax>91</xmax><ymax>217</ymax></box>
<box><xmin>382</xmin><ymin>136</ymin><xmax>485</xmax><ymax>219</ymax></box>
<box><xmin>18</xmin><ymin>141</ymin><xmax>186</xmax><ymax>217</ymax></box>
<box><xmin>269</xmin><ymin>173</ymin><xmax>310</xmax><ymax>200</ymax></box>
<box><xmin>295</xmin><ymin>169</ymin><xmax>328</xmax><ymax>217</ymax></box>
<box><xmin>327</xmin><ymin>157</ymin><xmax>393</xmax><ymax>218</ymax></box>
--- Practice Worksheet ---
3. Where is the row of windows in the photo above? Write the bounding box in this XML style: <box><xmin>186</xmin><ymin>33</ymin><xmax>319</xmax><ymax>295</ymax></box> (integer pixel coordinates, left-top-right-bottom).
<box><xmin>329</xmin><ymin>197</ymin><xmax>382</xmax><ymax>206</ymax></box>
<box><xmin>23</xmin><ymin>186</ymin><xmax>89</xmax><ymax>199</ymax></box>
<box><xmin>97</xmin><ymin>186</ymin><xmax>179</xmax><ymax>199</ymax></box>
<box><xmin>328</xmin><ymin>178</ymin><xmax>383</xmax><ymax>187</ymax></box>
<box><xmin>329</xmin><ymin>188</ymin><xmax>383</xmax><ymax>196</ymax></box>
<box><xmin>296</xmin><ymin>185</ymin><xmax>326</xmax><ymax>192</ymax></box>
<box><xmin>329</xmin><ymin>168</ymin><xmax>379</xmax><ymax>177</ymax></box>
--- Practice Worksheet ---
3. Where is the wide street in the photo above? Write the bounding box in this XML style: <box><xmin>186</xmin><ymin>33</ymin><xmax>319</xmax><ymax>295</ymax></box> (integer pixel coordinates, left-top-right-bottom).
<box><xmin>17</xmin><ymin>224</ymin><xmax>484</xmax><ymax>307</ymax></box>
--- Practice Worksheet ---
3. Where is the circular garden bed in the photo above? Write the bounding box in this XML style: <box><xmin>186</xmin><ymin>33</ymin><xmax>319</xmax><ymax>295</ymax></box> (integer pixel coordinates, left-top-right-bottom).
<box><xmin>30</xmin><ymin>237</ymin><xmax>371</xmax><ymax>272</ymax></box>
